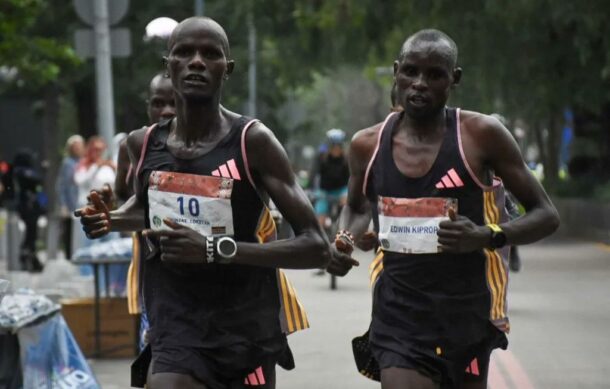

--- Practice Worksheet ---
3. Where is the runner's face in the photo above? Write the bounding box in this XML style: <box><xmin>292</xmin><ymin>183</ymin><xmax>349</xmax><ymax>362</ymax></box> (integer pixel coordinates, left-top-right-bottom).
<box><xmin>167</xmin><ymin>22</ymin><xmax>232</xmax><ymax>101</ymax></box>
<box><xmin>147</xmin><ymin>79</ymin><xmax>175</xmax><ymax>123</ymax></box>
<box><xmin>394</xmin><ymin>41</ymin><xmax>459</xmax><ymax>119</ymax></box>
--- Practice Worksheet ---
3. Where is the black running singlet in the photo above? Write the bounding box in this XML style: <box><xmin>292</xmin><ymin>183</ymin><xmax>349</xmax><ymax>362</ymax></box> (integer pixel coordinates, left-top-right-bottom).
<box><xmin>133</xmin><ymin>116</ymin><xmax>308</xmax><ymax>386</ymax></box>
<box><xmin>364</xmin><ymin>108</ymin><xmax>510</xmax><ymax>352</ymax></box>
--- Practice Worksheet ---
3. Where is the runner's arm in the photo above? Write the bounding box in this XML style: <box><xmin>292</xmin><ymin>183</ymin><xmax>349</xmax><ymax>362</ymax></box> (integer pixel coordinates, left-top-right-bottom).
<box><xmin>74</xmin><ymin>129</ymin><xmax>148</xmax><ymax>237</ymax></box>
<box><xmin>327</xmin><ymin>125</ymin><xmax>381</xmax><ymax>275</ymax></box>
<box><xmin>481</xmin><ymin>115</ymin><xmax>559</xmax><ymax>244</ymax></box>
<box><xmin>114</xmin><ymin>138</ymin><xmax>133</xmax><ymax>202</ymax></box>
<box><xmin>438</xmin><ymin>114</ymin><xmax>559</xmax><ymax>252</ymax></box>
<box><xmin>337</xmin><ymin>129</ymin><xmax>377</xmax><ymax>242</ymax></box>
<box><xmin>231</xmin><ymin>123</ymin><xmax>330</xmax><ymax>269</ymax></box>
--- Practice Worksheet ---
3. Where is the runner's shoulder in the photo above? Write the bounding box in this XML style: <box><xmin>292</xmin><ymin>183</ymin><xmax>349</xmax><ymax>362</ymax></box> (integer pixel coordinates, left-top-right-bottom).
<box><xmin>460</xmin><ymin>111</ymin><xmax>519</xmax><ymax>161</ymax></box>
<box><xmin>460</xmin><ymin>110</ymin><xmax>508</xmax><ymax>137</ymax></box>
<box><xmin>350</xmin><ymin>122</ymin><xmax>383</xmax><ymax>162</ymax></box>
<box><xmin>125</xmin><ymin>125</ymin><xmax>152</xmax><ymax>161</ymax></box>
<box><xmin>243</xmin><ymin>119</ymin><xmax>275</xmax><ymax>149</ymax></box>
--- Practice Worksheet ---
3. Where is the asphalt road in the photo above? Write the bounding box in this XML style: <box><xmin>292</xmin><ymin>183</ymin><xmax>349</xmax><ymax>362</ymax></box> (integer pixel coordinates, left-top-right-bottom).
<box><xmin>90</xmin><ymin>239</ymin><xmax>610</xmax><ymax>388</ymax></box>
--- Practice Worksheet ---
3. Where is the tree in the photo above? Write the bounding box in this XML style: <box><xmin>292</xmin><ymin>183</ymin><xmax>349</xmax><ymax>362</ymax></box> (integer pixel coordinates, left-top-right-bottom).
<box><xmin>0</xmin><ymin>0</ymin><xmax>80</xmax><ymax>86</ymax></box>
<box><xmin>1</xmin><ymin>0</ymin><xmax>81</xmax><ymax>212</ymax></box>
<box><xmin>277</xmin><ymin>0</ymin><xmax>610</xmax><ymax>190</ymax></box>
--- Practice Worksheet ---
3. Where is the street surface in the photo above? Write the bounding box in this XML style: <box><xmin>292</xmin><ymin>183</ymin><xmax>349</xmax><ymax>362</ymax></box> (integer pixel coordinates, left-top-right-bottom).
<box><xmin>88</xmin><ymin>238</ymin><xmax>610</xmax><ymax>388</ymax></box>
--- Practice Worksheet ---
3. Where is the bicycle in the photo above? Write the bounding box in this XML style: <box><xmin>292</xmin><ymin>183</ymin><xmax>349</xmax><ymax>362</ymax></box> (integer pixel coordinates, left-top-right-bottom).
<box><xmin>323</xmin><ymin>194</ymin><xmax>343</xmax><ymax>290</ymax></box>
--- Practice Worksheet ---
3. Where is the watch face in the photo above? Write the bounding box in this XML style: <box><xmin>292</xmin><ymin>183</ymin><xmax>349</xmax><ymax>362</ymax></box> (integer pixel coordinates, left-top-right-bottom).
<box><xmin>218</xmin><ymin>238</ymin><xmax>237</xmax><ymax>257</ymax></box>
<box><xmin>492</xmin><ymin>231</ymin><xmax>507</xmax><ymax>249</ymax></box>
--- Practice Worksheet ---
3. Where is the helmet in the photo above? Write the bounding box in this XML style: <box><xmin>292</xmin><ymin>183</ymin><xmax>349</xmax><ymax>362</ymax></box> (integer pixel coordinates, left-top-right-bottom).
<box><xmin>326</xmin><ymin>128</ymin><xmax>346</xmax><ymax>145</ymax></box>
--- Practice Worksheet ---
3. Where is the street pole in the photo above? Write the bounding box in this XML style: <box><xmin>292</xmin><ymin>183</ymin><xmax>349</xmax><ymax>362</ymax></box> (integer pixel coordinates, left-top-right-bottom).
<box><xmin>94</xmin><ymin>0</ymin><xmax>116</xmax><ymax>155</ymax></box>
<box><xmin>194</xmin><ymin>0</ymin><xmax>204</xmax><ymax>16</ymax></box>
<box><xmin>247</xmin><ymin>10</ymin><xmax>257</xmax><ymax>117</ymax></box>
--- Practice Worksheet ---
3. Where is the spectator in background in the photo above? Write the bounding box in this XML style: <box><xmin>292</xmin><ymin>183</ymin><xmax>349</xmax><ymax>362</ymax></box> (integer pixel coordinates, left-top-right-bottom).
<box><xmin>74</xmin><ymin>136</ymin><xmax>115</xmax><ymax>209</ymax></box>
<box><xmin>74</xmin><ymin>136</ymin><xmax>126</xmax><ymax>296</ymax></box>
<box><xmin>11</xmin><ymin>149</ymin><xmax>45</xmax><ymax>272</ymax></box>
<box><xmin>55</xmin><ymin>135</ymin><xmax>85</xmax><ymax>259</ymax></box>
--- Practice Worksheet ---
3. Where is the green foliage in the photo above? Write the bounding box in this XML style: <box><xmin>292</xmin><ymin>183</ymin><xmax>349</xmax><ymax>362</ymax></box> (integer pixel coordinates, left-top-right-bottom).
<box><xmin>593</xmin><ymin>182</ymin><xmax>610</xmax><ymax>202</ymax></box>
<box><xmin>3</xmin><ymin>0</ymin><xmax>610</xmax><ymax>182</ymax></box>
<box><xmin>554</xmin><ymin>177</ymin><xmax>610</xmax><ymax>202</ymax></box>
<box><xmin>0</xmin><ymin>0</ymin><xmax>81</xmax><ymax>87</ymax></box>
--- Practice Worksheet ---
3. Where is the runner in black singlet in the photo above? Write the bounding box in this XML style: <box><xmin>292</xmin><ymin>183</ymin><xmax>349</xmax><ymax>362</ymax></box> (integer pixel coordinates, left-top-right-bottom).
<box><xmin>87</xmin><ymin>73</ymin><xmax>175</xmax><ymax>345</ymax></box>
<box><xmin>114</xmin><ymin>73</ymin><xmax>176</xmax><ymax>202</ymax></box>
<box><xmin>75</xmin><ymin>17</ymin><xmax>332</xmax><ymax>389</ymax></box>
<box><xmin>328</xmin><ymin>29</ymin><xmax>559</xmax><ymax>389</ymax></box>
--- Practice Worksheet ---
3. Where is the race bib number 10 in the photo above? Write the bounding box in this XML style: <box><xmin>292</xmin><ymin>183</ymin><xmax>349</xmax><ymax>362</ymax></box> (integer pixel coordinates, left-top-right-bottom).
<box><xmin>378</xmin><ymin>197</ymin><xmax>457</xmax><ymax>254</ymax></box>
<box><xmin>148</xmin><ymin>171</ymin><xmax>234</xmax><ymax>237</ymax></box>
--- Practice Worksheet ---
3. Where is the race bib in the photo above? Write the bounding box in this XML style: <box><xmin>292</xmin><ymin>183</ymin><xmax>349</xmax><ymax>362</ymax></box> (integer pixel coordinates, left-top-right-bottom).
<box><xmin>378</xmin><ymin>197</ymin><xmax>457</xmax><ymax>254</ymax></box>
<box><xmin>148</xmin><ymin>171</ymin><xmax>234</xmax><ymax>236</ymax></box>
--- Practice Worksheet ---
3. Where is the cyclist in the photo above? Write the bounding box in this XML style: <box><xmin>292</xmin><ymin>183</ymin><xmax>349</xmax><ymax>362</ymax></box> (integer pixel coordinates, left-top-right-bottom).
<box><xmin>309</xmin><ymin>129</ymin><xmax>350</xmax><ymax>230</ymax></box>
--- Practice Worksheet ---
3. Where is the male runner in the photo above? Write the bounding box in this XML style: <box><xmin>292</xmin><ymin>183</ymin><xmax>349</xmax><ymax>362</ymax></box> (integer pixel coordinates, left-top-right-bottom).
<box><xmin>114</xmin><ymin>72</ymin><xmax>176</xmax><ymax>202</ymax></box>
<box><xmin>116</xmin><ymin>73</ymin><xmax>175</xmax><ymax>341</ymax></box>
<box><xmin>76</xmin><ymin>17</ymin><xmax>329</xmax><ymax>389</ymax></box>
<box><xmin>328</xmin><ymin>29</ymin><xmax>559</xmax><ymax>388</ymax></box>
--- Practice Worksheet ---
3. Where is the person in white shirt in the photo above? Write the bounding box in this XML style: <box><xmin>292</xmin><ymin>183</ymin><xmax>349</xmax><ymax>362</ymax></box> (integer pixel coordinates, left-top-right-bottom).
<box><xmin>74</xmin><ymin>136</ymin><xmax>116</xmax><ymax>208</ymax></box>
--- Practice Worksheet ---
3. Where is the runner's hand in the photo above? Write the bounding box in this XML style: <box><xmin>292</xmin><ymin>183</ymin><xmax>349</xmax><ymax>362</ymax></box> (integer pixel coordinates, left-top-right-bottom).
<box><xmin>85</xmin><ymin>184</ymin><xmax>115</xmax><ymax>210</ymax></box>
<box><xmin>437</xmin><ymin>208</ymin><xmax>489</xmax><ymax>253</ymax></box>
<box><xmin>326</xmin><ymin>243</ymin><xmax>359</xmax><ymax>277</ymax></box>
<box><xmin>74</xmin><ymin>190</ymin><xmax>111</xmax><ymax>239</ymax></box>
<box><xmin>143</xmin><ymin>219</ymin><xmax>208</xmax><ymax>263</ymax></box>
<box><xmin>357</xmin><ymin>231</ymin><xmax>378</xmax><ymax>251</ymax></box>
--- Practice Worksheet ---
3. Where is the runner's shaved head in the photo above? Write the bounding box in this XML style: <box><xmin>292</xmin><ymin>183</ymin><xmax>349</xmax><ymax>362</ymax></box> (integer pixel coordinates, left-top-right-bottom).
<box><xmin>149</xmin><ymin>73</ymin><xmax>170</xmax><ymax>95</ymax></box>
<box><xmin>399</xmin><ymin>29</ymin><xmax>458</xmax><ymax>69</ymax></box>
<box><xmin>168</xmin><ymin>17</ymin><xmax>230</xmax><ymax>57</ymax></box>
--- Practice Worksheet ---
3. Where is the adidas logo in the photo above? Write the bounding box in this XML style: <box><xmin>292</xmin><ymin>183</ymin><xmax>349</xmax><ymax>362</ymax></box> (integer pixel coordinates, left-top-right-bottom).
<box><xmin>435</xmin><ymin>168</ymin><xmax>464</xmax><ymax>189</ymax></box>
<box><xmin>211</xmin><ymin>159</ymin><xmax>241</xmax><ymax>180</ymax></box>
<box><xmin>465</xmin><ymin>358</ymin><xmax>480</xmax><ymax>376</ymax></box>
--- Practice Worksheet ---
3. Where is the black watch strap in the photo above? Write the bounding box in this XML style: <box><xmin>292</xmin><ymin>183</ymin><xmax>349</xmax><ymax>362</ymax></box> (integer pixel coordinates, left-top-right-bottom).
<box><xmin>487</xmin><ymin>223</ymin><xmax>507</xmax><ymax>250</ymax></box>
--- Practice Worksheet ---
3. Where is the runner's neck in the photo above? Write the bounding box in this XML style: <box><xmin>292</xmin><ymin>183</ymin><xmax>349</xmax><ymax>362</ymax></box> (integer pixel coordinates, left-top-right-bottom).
<box><xmin>399</xmin><ymin>109</ymin><xmax>446</xmax><ymax>142</ymax></box>
<box><xmin>173</xmin><ymin>98</ymin><xmax>226</xmax><ymax>145</ymax></box>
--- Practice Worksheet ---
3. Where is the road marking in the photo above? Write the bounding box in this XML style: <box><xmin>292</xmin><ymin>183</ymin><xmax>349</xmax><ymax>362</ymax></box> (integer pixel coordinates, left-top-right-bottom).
<box><xmin>495</xmin><ymin>349</ymin><xmax>536</xmax><ymax>389</ymax></box>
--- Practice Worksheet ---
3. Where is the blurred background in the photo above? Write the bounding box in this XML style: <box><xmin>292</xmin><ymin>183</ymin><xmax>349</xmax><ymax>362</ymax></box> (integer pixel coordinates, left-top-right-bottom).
<box><xmin>1</xmin><ymin>1</ymin><xmax>609</xmax><ymax>388</ymax></box>
<box><xmin>2</xmin><ymin>0</ymin><xmax>610</xmax><ymax>202</ymax></box>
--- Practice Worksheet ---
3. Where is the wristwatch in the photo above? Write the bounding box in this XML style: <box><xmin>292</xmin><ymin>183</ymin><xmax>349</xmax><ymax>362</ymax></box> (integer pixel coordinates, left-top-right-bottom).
<box><xmin>216</xmin><ymin>236</ymin><xmax>238</xmax><ymax>262</ymax></box>
<box><xmin>487</xmin><ymin>224</ymin><xmax>507</xmax><ymax>250</ymax></box>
